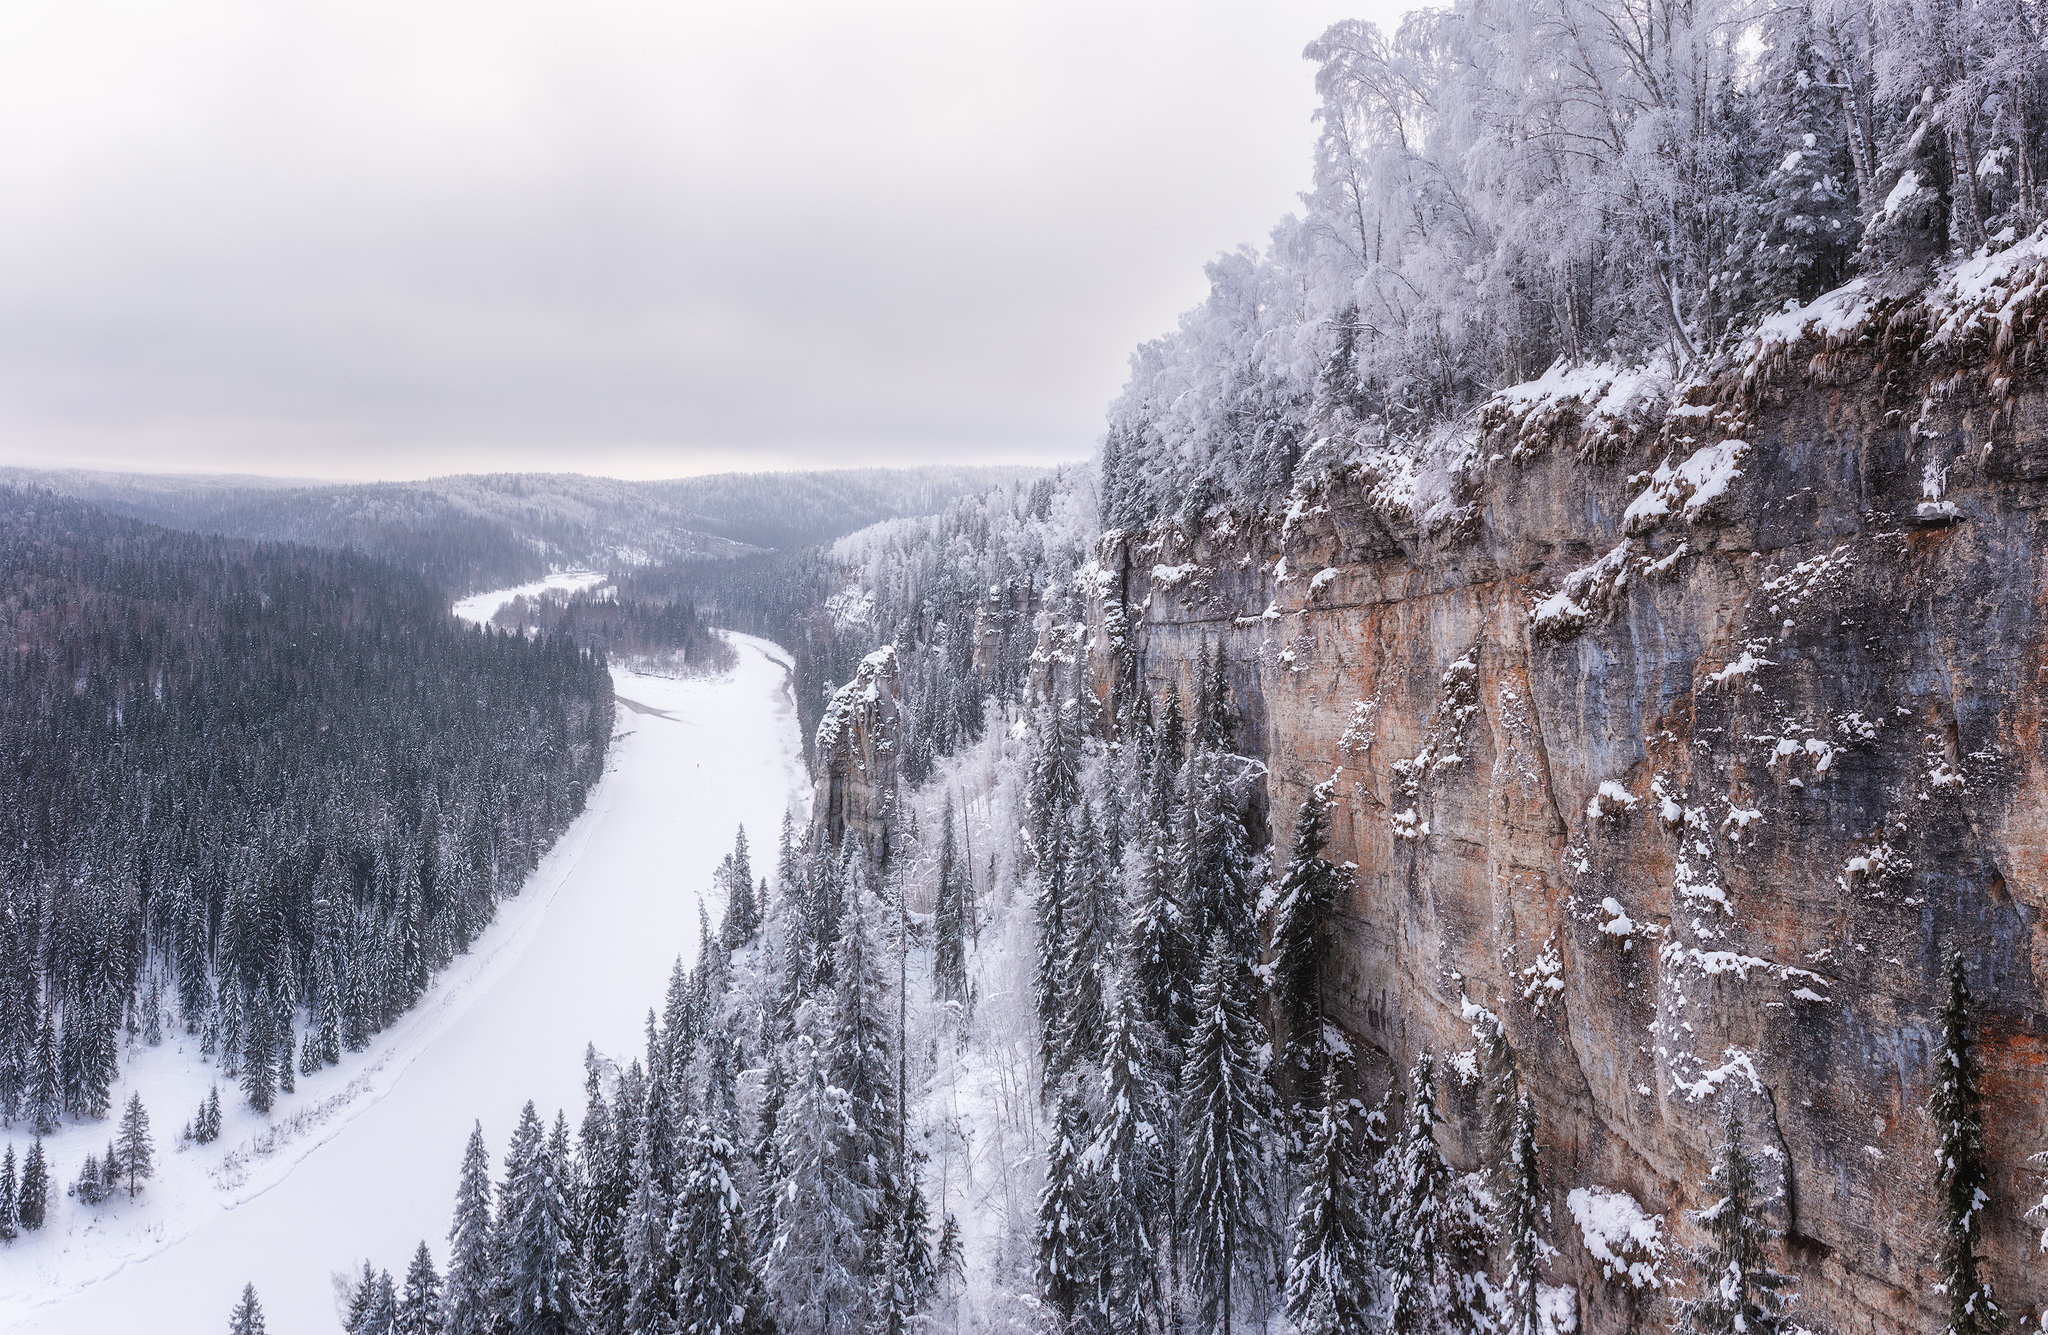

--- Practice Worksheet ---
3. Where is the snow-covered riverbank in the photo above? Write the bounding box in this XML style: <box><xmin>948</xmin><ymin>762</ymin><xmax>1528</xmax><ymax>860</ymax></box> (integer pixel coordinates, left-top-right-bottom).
<box><xmin>1</xmin><ymin>631</ymin><xmax>808</xmax><ymax>1334</ymax></box>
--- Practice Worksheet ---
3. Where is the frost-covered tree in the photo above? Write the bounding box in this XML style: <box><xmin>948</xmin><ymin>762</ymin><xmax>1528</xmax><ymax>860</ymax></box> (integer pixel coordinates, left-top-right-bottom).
<box><xmin>1497</xmin><ymin>1094</ymin><xmax>1551</xmax><ymax>1335</ymax></box>
<box><xmin>1180</xmin><ymin>931</ymin><xmax>1273</xmax><ymax>1335</ymax></box>
<box><xmin>931</xmin><ymin>794</ymin><xmax>968</xmax><ymax>1004</ymax></box>
<box><xmin>1267</xmin><ymin>776</ymin><xmax>1350</xmax><ymax>1104</ymax></box>
<box><xmin>1933</xmin><ymin>952</ymin><xmax>2000</xmax><ymax>1335</ymax></box>
<box><xmin>498</xmin><ymin>1101</ymin><xmax>580</xmax><ymax>1335</ymax></box>
<box><xmin>720</xmin><ymin>826</ymin><xmax>760</xmax><ymax>950</ymax></box>
<box><xmin>1036</xmin><ymin>1085</ymin><xmax>1100</xmax><ymax>1325</ymax></box>
<box><xmin>0</xmin><ymin>1144</ymin><xmax>17</xmax><ymax>1242</ymax></box>
<box><xmin>576</xmin><ymin>1065</ymin><xmax>632</xmax><ymax>1335</ymax></box>
<box><xmin>1284</xmin><ymin>1070</ymin><xmax>1376</xmax><ymax>1335</ymax></box>
<box><xmin>1384</xmin><ymin>1052</ymin><xmax>1486</xmax><ymax>1335</ymax></box>
<box><xmin>18</xmin><ymin>1137</ymin><xmax>47</xmax><ymax>1229</ymax></box>
<box><xmin>444</xmin><ymin>1124</ymin><xmax>497</xmax><ymax>1335</ymax></box>
<box><xmin>764</xmin><ymin>1027</ymin><xmax>870</xmax><ymax>1335</ymax></box>
<box><xmin>1672</xmin><ymin>1114</ymin><xmax>1797</xmax><ymax>1335</ymax></box>
<box><xmin>670</xmin><ymin>1116</ymin><xmax>758</xmax><ymax>1335</ymax></box>
<box><xmin>1051</xmin><ymin>802</ymin><xmax>1115</xmax><ymax>1083</ymax></box>
<box><xmin>228</xmin><ymin>1283</ymin><xmax>267</xmax><ymax>1335</ymax></box>
<box><xmin>116</xmin><ymin>1091</ymin><xmax>153</xmax><ymax>1197</ymax></box>
<box><xmin>396</xmin><ymin>1241</ymin><xmax>444</xmax><ymax>1335</ymax></box>
<box><xmin>29</xmin><ymin>1012</ymin><xmax>58</xmax><ymax>1135</ymax></box>
<box><xmin>624</xmin><ymin>1120</ymin><xmax>677</xmax><ymax>1335</ymax></box>
<box><xmin>1087</xmin><ymin>982</ymin><xmax>1169</xmax><ymax>1335</ymax></box>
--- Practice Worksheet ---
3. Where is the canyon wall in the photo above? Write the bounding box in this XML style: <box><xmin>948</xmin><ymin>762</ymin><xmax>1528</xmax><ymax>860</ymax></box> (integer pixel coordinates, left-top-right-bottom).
<box><xmin>1100</xmin><ymin>253</ymin><xmax>2048</xmax><ymax>1334</ymax></box>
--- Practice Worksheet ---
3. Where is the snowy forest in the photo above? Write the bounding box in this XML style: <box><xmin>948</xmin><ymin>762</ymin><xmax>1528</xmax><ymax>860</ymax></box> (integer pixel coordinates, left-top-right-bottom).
<box><xmin>0</xmin><ymin>486</ymin><xmax>612</xmax><ymax>1146</ymax></box>
<box><xmin>1099</xmin><ymin>0</ymin><xmax>2048</xmax><ymax>523</ymax></box>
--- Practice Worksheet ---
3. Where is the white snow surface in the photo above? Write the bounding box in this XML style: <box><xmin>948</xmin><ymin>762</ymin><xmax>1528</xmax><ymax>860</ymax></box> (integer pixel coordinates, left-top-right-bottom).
<box><xmin>1566</xmin><ymin>1185</ymin><xmax>1665</xmax><ymax>1288</ymax></box>
<box><xmin>1</xmin><ymin>629</ymin><xmax>809</xmax><ymax>1335</ymax></box>
<box><xmin>450</xmin><ymin>569</ymin><xmax>608</xmax><ymax>627</ymax></box>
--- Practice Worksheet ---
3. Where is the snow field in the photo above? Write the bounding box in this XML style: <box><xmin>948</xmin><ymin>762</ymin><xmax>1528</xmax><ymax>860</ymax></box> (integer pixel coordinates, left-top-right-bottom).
<box><xmin>450</xmin><ymin>570</ymin><xmax>608</xmax><ymax>628</ymax></box>
<box><xmin>2</xmin><ymin>631</ymin><xmax>808</xmax><ymax>1335</ymax></box>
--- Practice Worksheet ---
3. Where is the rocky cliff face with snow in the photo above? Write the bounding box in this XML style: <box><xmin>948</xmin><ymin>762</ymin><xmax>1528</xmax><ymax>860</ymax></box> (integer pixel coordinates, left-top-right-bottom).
<box><xmin>1096</xmin><ymin>244</ymin><xmax>2048</xmax><ymax>1335</ymax></box>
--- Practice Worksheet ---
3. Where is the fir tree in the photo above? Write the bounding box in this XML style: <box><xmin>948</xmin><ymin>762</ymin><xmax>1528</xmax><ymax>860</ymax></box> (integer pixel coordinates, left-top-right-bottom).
<box><xmin>1180</xmin><ymin>931</ymin><xmax>1273</xmax><ymax>1335</ymax></box>
<box><xmin>0</xmin><ymin>1143</ymin><xmax>17</xmax><ymax>1242</ymax></box>
<box><xmin>346</xmin><ymin>1259</ymin><xmax>383</xmax><ymax>1334</ymax></box>
<box><xmin>397</xmin><ymin>1240</ymin><xmax>445</xmax><ymax>1335</ymax></box>
<box><xmin>1933</xmin><ymin>952</ymin><xmax>2000</xmax><ymax>1335</ymax></box>
<box><xmin>29</xmin><ymin>1010</ymin><xmax>58</xmax><ymax>1135</ymax></box>
<box><xmin>763</xmin><ymin>1027</ymin><xmax>870</xmax><ymax>1335</ymax></box>
<box><xmin>444</xmin><ymin>1123</ymin><xmax>497</xmax><ymax>1335</ymax></box>
<box><xmin>1267</xmin><ymin>776</ymin><xmax>1350</xmax><ymax>1107</ymax></box>
<box><xmin>1050</xmin><ymin>802</ymin><xmax>1115</xmax><ymax>1084</ymax></box>
<box><xmin>1497</xmin><ymin>1094</ymin><xmax>1550</xmax><ymax>1335</ymax></box>
<box><xmin>720</xmin><ymin>826</ymin><xmax>760</xmax><ymax>950</ymax></box>
<box><xmin>931</xmin><ymin>794</ymin><xmax>967</xmax><ymax>1004</ymax></box>
<box><xmin>242</xmin><ymin>983</ymin><xmax>276</xmax><ymax>1113</ymax></box>
<box><xmin>576</xmin><ymin>1064</ymin><xmax>631</xmax><ymax>1335</ymax></box>
<box><xmin>1383</xmin><ymin>1052</ymin><xmax>1486</xmax><ymax>1335</ymax></box>
<box><xmin>116</xmin><ymin>1090</ymin><xmax>154</xmax><ymax>1197</ymax></box>
<box><xmin>624</xmin><ymin>1121</ymin><xmax>677</xmax><ymax>1335</ymax></box>
<box><xmin>499</xmin><ymin>1100</ymin><xmax>580</xmax><ymax>1335</ymax></box>
<box><xmin>670</xmin><ymin>1116</ymin><xmax>758</xmax><ymax>1335</ymax></box>
<box><xmin>18</xmin><ymin>1137</ymin><xmax>47</xmax><ymax>1229</ymax></box>
<box><xmin>1035</xmin><ymin>1084</ymin><xmax>1099</xmax><ymax>1325</ymax></box>
<box><xmin>228</xmin><ymin>1283</ymin><xmax>267</xmax><ymax>1335</ymax></box>
<box><xmin>1087</xmin><ymin>981</ymin><xmax>1169</xmax><ymax>1335</ymax></box>
<box><xmin>361</xmin><ymin>1270</ymin><xmax>400</xmax><ymax>1335</ymax></box>
<box><xmin>1672</xmin><ymin>1114</ymin><xmax>1797</xmax><ymax>1335</ymax></box>
<box><xmin>830</xmin><ymin>882</ymin><xmax>898</xmax><ymax>1219</ymax></box>
<box><xmin>1284</xmin><ymin>1069</ymin><xmax>1376</xmax><ymax>1335</ymax></box>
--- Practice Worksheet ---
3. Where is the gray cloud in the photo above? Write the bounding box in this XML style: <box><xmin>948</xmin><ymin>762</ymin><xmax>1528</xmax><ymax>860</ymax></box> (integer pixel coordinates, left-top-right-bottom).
<box><xmin>0</xmin><ymin>0</ymin><xmax>1384</xmax><ymax>480</ymax></box>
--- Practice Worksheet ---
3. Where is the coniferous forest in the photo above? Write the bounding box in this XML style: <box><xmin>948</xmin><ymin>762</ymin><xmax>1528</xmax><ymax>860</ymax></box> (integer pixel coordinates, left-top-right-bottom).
<box><xmin>0</xmin><ymin>486</ymin><xmax>613</xmax><ymax>1132</ymax></box>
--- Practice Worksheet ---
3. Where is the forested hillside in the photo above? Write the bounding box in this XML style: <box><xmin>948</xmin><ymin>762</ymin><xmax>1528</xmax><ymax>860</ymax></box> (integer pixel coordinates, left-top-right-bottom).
<box><xmin>4</xmin><ymin>466</ymin><xmax>1046</xmax><ymax>594</ymax></box>
<box><xmin>1099</xmin><ymin>0</ymin><xmax>2047</xmax><ymax>524</ymax></box>
<box><xmin>0</xmin><ymin>488</ymin><xmax>612</xmax><ymax>1132</ymax></box>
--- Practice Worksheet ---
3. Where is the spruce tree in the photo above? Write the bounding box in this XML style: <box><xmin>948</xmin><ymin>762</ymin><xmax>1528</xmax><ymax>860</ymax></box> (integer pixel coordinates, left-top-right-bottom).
<box><xmin>362</xmin><ymin>1270</ymin><xmax>399</xmax><ymax>1335</ymax></box>
<box><xmin>720</xmin><ymin>826</ymin><xmax>759</xmax><ymax>950</ymax></box>
<box><xmin>18</xmin><ymin>1136</ymin><xmax>47</xmax><ymax>1229</ymax></box>
<box><xmin>397</xmin><ymin>1240</ymin><xmax>444</xmax><ymax>1335</ymax></box>
<box><xmin>763</xmin><ymin>1027</ymin><xmax>871</xmax><ymax>1335</ymax></box>
<box><xmin>576</xmin><ymin>1066</ymin><xmax>631</xmax><ymax>1335</ymax></box>
<box><xmin>1088</xmin><ymin>981</ymin><xmax>1169</xmax><ymax>1335</ymax></box>
<box><xmin>444</xmin><ymin>1123</ymin><xmax>497</xmax><ymax>1335</ymax></box>
<box><xmin>1933</xmin><ymin>952</ymin><xmax>2000</xmax><ymax>1335</ymax></box>
<box><xmin>346</xmin><ymin>1256</ymin><xmax>383</xmax><ymax>1333</ymax></box>
<box><xmin>623</xmin><ymin>1121</ymin><xmax>676</xmax><ymax>1335</ymax></box>
<box><xmin>242</xmin><ymin>983</ymin><xmax>276</xmax><ymax>1113</ymax></box>
<box><xmin>1268</xmin><ymin>776</ymin><xmax>1350</xmax><ymax>1104</ymax></box>
<box><xmin>1497</xmin><ymin>1094</ymin><xmax>1550</xmax><ymax>1335</ymax></box>
<box><xmin>1180</xmin><ymin>930</ymin><xmax>1273</xmax><ymax>1335</ymax></box>
<box><xmin>1672</xmin><ymin>1114</ymin><xmax>1797</xmax><ymax>1335</ymax></box>
<box><xmin>0</xmin><ymin>1143</ymin><xmax>17</xmax><ymax>1242</ymax></box>
<box><xmin>670</xmin><ymin>1116</ymin><xmax>758</xmax><ymax>1335</ymax></box>
<box><xmin>1383</xmin><ymin>1052</ymin><xmax>1486</xmax><ymax>1335</ymax></box>
<box><xmin>499</xmin><ymin>1100</ymin><xmax>580</xmax><ymax>1335</ymax></box>
<box><xmin>29</xmin><ymin>1010</ymin><xmax>58</xmax><ymax>1135</ymax></box>
<box><xmin>1285</xmin><ymin>1069</ymin><xmax>1376</xmax><ymax>1335</ymax></box>
<box><xmin>116</xmin><ymin>1090</ymin><xmax>154</xmax><ymax>1197</ymax></box>
<box><xmin>1050</xmin><ymin>802</ymin><xmax>1114</xmax><ymax>1084</ymax></box>
<box><xmin>228</xmin><ymin>1283</ymin><xmax>267</xmax><ymax>1335</ymax></box>
<box><xmin>932</xmin><ymin>794</ymin><xmax>967</xmax><ymax>1004</ymax></box>
<box><xmin>1035</xmin><ymin>1084</ymin><xmax>1099</xmax><ymax>1325</ymax></box>
<box><xmin>830</xmin><ymin>882</ymin><xmax>898</xmax><ymax>1220</ymax></box>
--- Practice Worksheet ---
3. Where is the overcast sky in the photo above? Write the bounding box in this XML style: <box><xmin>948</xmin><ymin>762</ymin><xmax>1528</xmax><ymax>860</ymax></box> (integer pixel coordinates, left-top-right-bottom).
<box><xmin>0</xmin><ymin>1</ymin><xmax>1392</xmax><ymax>481</ymax></box>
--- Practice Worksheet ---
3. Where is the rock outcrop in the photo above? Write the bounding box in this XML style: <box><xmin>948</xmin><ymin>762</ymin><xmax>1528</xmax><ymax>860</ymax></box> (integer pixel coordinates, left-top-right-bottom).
<box><xmin>1097</xmin><ymin>241</ymin><xmax>2048</xmax><ymax>1335</ymax></box>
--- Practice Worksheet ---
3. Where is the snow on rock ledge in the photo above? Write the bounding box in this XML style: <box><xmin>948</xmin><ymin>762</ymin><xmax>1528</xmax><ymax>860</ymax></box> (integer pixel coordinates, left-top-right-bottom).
<box><xmin>1566</xmin><ymin>1186</ymin><xmax>1665</xmax><ymax>1289</ymax></box>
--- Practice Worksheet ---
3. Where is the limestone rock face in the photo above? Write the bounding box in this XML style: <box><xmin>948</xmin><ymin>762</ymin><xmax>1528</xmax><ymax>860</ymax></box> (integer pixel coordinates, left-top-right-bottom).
<box><xmin>1100</xmin><ymin>260</ymin><xmax>2048</xmax><ymax>1334</ymax></box>
<box><xmin>813</xmin><ymin>644</ymin><xmax>902</xmax><ymax>853</ymax></box>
